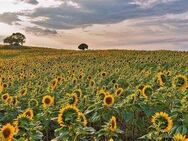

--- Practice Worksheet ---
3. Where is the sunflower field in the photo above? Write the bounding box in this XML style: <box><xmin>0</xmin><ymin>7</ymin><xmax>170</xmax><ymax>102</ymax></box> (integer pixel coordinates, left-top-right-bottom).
<box><xmin>0</xmin><ymin>46</ymin><xmax>187</xmax><ymax>141</ymax></box>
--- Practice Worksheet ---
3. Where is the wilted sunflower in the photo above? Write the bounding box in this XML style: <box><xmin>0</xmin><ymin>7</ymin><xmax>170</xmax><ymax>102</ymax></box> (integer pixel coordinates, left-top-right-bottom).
<box><xmin>109</xmin><ymin>116</ymin><xmax>117</xmax><ymax>132</ymax></box>
<box><xmin>23</xmin><ymin>108</ymin><xmax>34</xmax><ymax>120</ymax></box>
<box><xmin>173</xmin><ymin>133</ymin><xmax>187</xmax><ymax>141</ymax></box>
<box><xmin>78</xmin><ymin>112</ymin><xmax>87</xmax><ymax>127</ymax></box>
<box><xmin>151</xmin><ymin>112</ymin><xmax>173</xmax><ymax>132</ymax></box>
<box><xmin>115</xmin><ymin>87</ymin><xmax>123</xmax><ymax>96</ymax></box>
<box><xmin>57</xmin><ymin>105</ymin><xmax>80</xmax><ymax>127</ymax></box>
<box><xmin>173</xmin><ymin>75</ymin><xmax>187</xmax><ymax>91</ymax></box>
<box><xmin>42</xmin><ymin>95</ymin><xmax>54</xmax><ymax>108</ymax></box>
<box><xmin>1</xmin><ymin>123</ymin><xmax>15</xmax><ymax>141</ymax></box>
<box><xmin>103</xmin><ymin>94</ymin><xmax>115</xmax><ymax>107</ymax></box>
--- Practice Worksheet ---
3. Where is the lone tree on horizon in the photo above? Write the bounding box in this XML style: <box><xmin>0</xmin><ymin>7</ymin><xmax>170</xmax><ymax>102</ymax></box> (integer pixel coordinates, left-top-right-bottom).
<box><xmin>78</xmin><ymin>43</ymin><xmax>88</xmax><ymax>50</ymax></box>
<box><xmin>3</xmin><ymin>33</ymin><xmax>26</xmax><ymax>47</ymax></box>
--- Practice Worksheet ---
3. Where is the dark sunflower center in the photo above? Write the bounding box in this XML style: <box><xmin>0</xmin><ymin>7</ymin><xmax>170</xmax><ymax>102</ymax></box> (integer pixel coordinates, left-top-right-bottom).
<box><xmin>105</xmin><ymin>97</ymin><xmax>112</xmax><ymax>105</ymax></box>
<box><xmin>26</xmin><ymin>111</ymin><xmax>31</xmax><ymax>117</ymax></box>
<box><xmin>111</xmin><ymin>120</ymin><xmax>115</xmax><ymax>128</ymax></box>
<box><xmin>44</xmin><ymin>98</ymin><xmax>51</xmax><ymax>104</ymax></box>
<box><xmin>3</xmin><ymin>128</ymin><xmax>11</xmax><ymax>138</ymax></box>
<box><xmin>3</xmin><ymin>95</ymin><xmax>8</xmax><ymax>100</ymax></box>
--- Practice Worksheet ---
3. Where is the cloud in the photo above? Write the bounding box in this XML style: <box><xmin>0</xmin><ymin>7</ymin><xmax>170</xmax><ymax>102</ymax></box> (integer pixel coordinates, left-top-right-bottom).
<box><xmin>25</xmin><ymin>26</ymin><xmax>57</xmax><ymax>35</ymax></box>
<box><xmin>17</xmin><ymin>0</ymin><xmax>39</xmax><ymax>5</ymax></box>
<box><xmin>22</xmin><ymin>0</ymin><xmax>188</xmax><ymax>30</ymax></box>
<box><xmin>130</xmin><ymin>0</ymin><xmax>179</xmax><ymax>8</ymax></box>
<box><xmin>0</xmin><ymin>12</ymin><xmax>21</xmax><ymax>25</ymax></box>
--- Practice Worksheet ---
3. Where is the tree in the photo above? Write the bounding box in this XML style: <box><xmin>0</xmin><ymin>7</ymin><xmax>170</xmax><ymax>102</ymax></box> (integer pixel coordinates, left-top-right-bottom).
<box><xmin>3</xmin><ymin>33</ymin><xmax>26</xmax><ymax>47</ymax></box>
<box><xmin>78</xmin><ymin>43</ymin><xmax>88</xmax><ymax>50</ymax></box>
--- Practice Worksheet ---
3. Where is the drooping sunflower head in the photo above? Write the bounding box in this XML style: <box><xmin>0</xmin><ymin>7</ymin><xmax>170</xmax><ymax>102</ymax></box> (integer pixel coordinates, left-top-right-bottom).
<box><xmin>173</xmin><ymin>75</ymin><xmax>187</xmax><ymax>91</ymax></box>
<box><xmin>109</xmin><ymin>116</ymin><xmax>117</xmax><ymax>132</ymax></box>
<box><xmin>141</xmin><ymin>85</ymin><xmax>153</xmax><ymax>98</ymax></box>
<box><xmin>28</xmin><ymin>99</ymin><xmax>38</xmax><ymax>107</ymax></box>
<box><xmin>151</xmin><ymin>112</ymin><xmax>173</xmax><ymax>132</ymax></box>
<box><xmin>157</xmin><ymin>72</ymin><xmax>166</xmax><ymax>87</ymax></box>
<box><xmin>173</xmin><ymin>133</ymin><xmax>187</xmax><ymax>141</ymax></box>
<box><xmin>1</xmin><ymin>123</ymin><xmax>15</xmax><ymax>141</ymax></box>
<box><xmin>23</xmin><ymin>108</ymin><xmax>34</xmax><ymax>120</ymax></box>
<box><xmin>57</xmin><ymin>105</ymin><xmax>80</xmax><ymax>127</ymax></box>
<box><xmin>115</xmin><ymin>87</ymin><xmax>123</xmax><ymax>96</ymax></box>
<box><xmin>68</xmin><ymin>93</ymin><xmax>78</xmax><ymax>106</ymax></box>
<box><xmin>78</xmin><ymin>112</ymin><xmax>87</xmax><ymax>127</ymax></box>
<box><xmin>42</xmin><ymin>95</ymin><xmax>54</xmax><ymax>108</ymax></box>
<box><xmin>103</xmin><ymin>94</ymin><xmax>115</xmax><ymax>107</ymax></box>
<box><xmin>73</xmin><ymin>89</ymin><xmax>82</xmax><ymax>98</ymax></box>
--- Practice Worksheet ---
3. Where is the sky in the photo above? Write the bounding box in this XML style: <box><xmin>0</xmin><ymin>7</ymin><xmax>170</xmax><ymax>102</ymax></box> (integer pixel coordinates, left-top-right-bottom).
<box><xmin>0</xmin><ymin>0</ymin><xmax>188</xmax><ymax>50</ymax></box>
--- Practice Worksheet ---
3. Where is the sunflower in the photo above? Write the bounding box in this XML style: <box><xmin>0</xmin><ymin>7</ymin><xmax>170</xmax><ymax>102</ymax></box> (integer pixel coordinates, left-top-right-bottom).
<box><xmin>173</xmin><ymin>133</ymin><xmax>187</xmax><ymax>141</ymax></box>
<box><xmin>97</xmin><ymin>89</ymin><xmax>106</xmax><ymax>100</ymax></box>
<box><xmin>108</xmin><ymin>138</ymin><xmax>114</xmax><ymax>141</ymax></box>
<box><xmin>68</xmin><ymin>93</ymin><xmax>78</xmax><ymax>106</ymax></box>
<box><xmin>73</xmin><ymin>89</ymin><xmax>82</xmax><ymax>98</ymax></box>
<box><xmin>1</xmin><ymin>123</ymin><xmax>15</xmax><ymax>141</ymax></box>
<box><xmin>78</xmin><ymin>112</ymin><xmax>87</xmax><ymax>127</ymax></box>
<box><xmin>151</xmin><ymin>112</ymin><xmax>173</xmax><ymax>132</ymax></box>
<box><xmin>23</xmin><ymin>108</ymin><xmax>34</xmax><ymax>120</ymax></box>
<box><xmin>57</xmin><ymin>105</ymin><xmax>80</xmax><ymax>127</ymax></box>
<box><xmin>28</xmin><ymin>99</ymin><xmax>38</xmax><ymax>107</ymax></box>
<box><xmin>173</xmin><ymin>75</ymin><xmax>187</xmax><ymax>91</ymax></box>
<box><xmin>19</xmin><ymin>88</ymin><xmax>27</xmax><ymax>97</ymax></box>
<box><xmin>157</xmin><ymin>72</ymin><xmax>166</xmax><ymax>87</ymax></box>
<box><xmin>115</xmin><ymin>87</ymin><xmax>123</xmax><ymax>96</ymax></box>
<box><xmin>50</xmin><ymin>79</ymin><xmax>58</xmax><ymax>91</ymax></box>
<box><xmin>103</xmin><ymin>94</ymin><xmax>115</xmax><ymax>107</ymax></box>
<box><xmin>1</xmin><ymin>93</ymin><xmax>9</xmax><ymax>102</ymax></box>
<box><xmin>42</xmin><ymin>95</ymin><xmax>54</xmax><ymax>108</ymax></box>
<box><xmin>109</xmin><ymin>116</ymin><xmax>117</xmax><ymax>132</ymax></box>
<box><xmin>89</xmin><ymin>79</ymin><xmax>95</xmax><ymax>87</ymax></box>
<box><xmin>141</xmin><ymin>85</ymin><xmax>153</xmax><ymax>98</ymax></box>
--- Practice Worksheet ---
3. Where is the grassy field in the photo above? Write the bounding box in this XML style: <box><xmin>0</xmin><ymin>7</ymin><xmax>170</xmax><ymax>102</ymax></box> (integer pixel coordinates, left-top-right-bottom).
<box><xmin>0</xmin><ymin>45</ymin><xmax>188</xmax><ymax>141</ymax></box>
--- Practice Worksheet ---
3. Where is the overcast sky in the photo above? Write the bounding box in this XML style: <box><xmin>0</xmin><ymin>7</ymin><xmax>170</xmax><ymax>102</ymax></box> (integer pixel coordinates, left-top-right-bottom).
<box><xmin>0</xmin><ymin>0</ymin><xmax>188</xmax><ymax>50</ymax></box>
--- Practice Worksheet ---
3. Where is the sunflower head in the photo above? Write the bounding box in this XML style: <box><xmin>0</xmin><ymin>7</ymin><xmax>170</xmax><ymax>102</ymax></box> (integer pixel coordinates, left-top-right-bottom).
<box><xmin>19</xmin><ymin>88</ymin><xmax>27</xmax><ymax>97</ymax></box>
<box><xmin>157</xmin><ymin>72</ymin><xmax>166</xmax><ymax>87</ymax></box>
<box><xmin>89</xmin><ymin>80</ymin><xmax>95</xmax><ymax>87</ymax></box>
<box><xmin>68</xmin><ymin>93</ymin><xmax>78</xmax><ymax>106</ymax></box>
<box><xmin>151</xmin><ymin>112</ymin><xmax>173</xmax><ymax>132</ymax></box>
<box><xmin>173</xmin><ymin>133</ymin><xmax>187</xmax><ymax>141</ymax></box>
<box><xmin>103</xmin><ymin>94</ymin><xmax>115</xmax><ymax>107</ymax></box>
<box><xmin>97</xmin><ymin>89</ymin><xmax>106</xmax><ymax>100</ymax></box>
<box><xmin>42</xmin><ymin>95</ymin><xmax>54</xmax><ymax>108</ymax></box>
<box><xmin>115</xmin><ymin>87</ymin><xmax>123</xmax><ymax>96</ymax></box>
<box><xmin>57</xmin><ymin>105</ymin><xmax>80</xmax><ymax>127</ymax></box>
<box><xmin>1</xmin><ymin>93</ymin><xmax>9</xmax><ymax>102</ymax></box>
<box><xmin>109</xmin><ymin>116</ymin><xmax>117</xmax><ymax>132</ymax></box>
<box><xmin>73</xmin><ymin>89</ymin><xmax>82</xmax><ymax>98</ymax></box>
<box><xmin>1</xmin><ymin>123</ymin><xmax>15</xmax><ymax>141</ymax></box>
<box><xmin>141</xmin><ymin>85</ymin><xmax>153</xmax><ymax>98</ymax></box>
<box><xmin>23</xmin><ymin>108</ymin><xmax>34</xmax><ymax>120</ymax></box>
<box><xmin>173</xmin><ymin>75</ymin><xmax>187</xmax><ymax>91</ymax></box>
<box><xmin>78</xmin><ymin>112</ymin><xmax>87</xmax><ymax>127</ymax></box>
